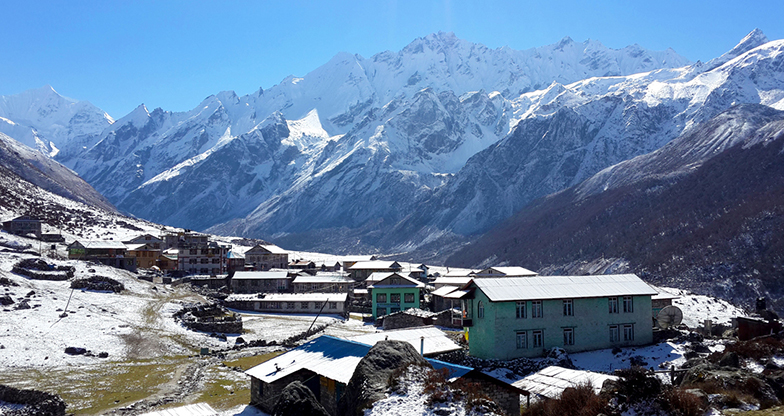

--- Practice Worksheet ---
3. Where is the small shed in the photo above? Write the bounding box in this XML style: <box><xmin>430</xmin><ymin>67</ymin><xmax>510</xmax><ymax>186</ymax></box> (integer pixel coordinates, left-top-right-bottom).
<box><xmin>513</xmin><ymin>366</ymin><xmax>618</xmax><ymax>401</ymax></box>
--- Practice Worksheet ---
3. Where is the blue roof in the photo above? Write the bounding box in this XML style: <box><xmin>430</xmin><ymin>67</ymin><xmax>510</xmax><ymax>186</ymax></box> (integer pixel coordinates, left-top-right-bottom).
<box><xmin>427</xmin><ymin>358</ymin><xmax>473</xmax><ymax>381</ymax></box>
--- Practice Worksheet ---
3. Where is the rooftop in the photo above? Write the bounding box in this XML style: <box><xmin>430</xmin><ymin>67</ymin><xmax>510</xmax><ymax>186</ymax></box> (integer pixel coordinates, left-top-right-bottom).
<box><xmin>226</xmin><ymin>293</ymin><xmax>348</xmax><ymax>303</ymax></box>
<box><xmin>231</xmin><ymin>271</ymin><xmax>289</xmax><ymax>280</ymax></box>
<box><xmin>347</xmin><ymin>326</ymin><xmax>461</xmax><ymax>356</ymax></box>
<box><xmin>472</xmin><ymin>274</ymin><xmax>657</xmax><ymax>302</ymax></box>
<box><xmin>512</xmin><ymin>366</ymin><xmax>618</xmax><ymax>399</ymax></box>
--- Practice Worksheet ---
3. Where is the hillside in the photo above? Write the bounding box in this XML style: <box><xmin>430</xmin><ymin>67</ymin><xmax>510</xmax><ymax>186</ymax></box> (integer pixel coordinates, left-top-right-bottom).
<box><xmin>446</xmin><ymin>104</ymin><xmax>784</xmax><ymax>313</ymax></box>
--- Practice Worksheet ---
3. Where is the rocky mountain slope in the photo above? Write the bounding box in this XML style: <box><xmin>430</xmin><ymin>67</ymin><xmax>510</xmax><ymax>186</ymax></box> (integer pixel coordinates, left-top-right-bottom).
<box><xmin>0</xmin><ymin>132</ymin><xmax>115</xmax><ymax>213</ymax></box>
<box><xmin>445</xmin><ymin>103</ymin><xmax>784</xmax><ymax>313</ymax></box>
<box><xmin>0</xmin><ymin>32</ymin><xmax>692</xmax><ymax>248</ymax></box>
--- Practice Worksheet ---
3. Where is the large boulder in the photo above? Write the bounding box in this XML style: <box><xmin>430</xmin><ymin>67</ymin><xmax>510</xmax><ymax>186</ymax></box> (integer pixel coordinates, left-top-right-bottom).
<box><xmin>272</xmin><ymin>381</ymin><xmax>330</xmax><ymax>416</ymax></box>
<box><xmin>337</xmin><ymin>340</ymin><xmax>430</xmax><ymax>416</ymax></box>
<box><xmin>0</xmin><ymin>384</ymin><xmax>66</xmax><ymax>416</ymax></box>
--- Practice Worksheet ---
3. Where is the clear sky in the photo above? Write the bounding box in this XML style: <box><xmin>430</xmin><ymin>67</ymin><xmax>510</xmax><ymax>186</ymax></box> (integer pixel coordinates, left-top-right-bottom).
<box><xmin>2</xmin><ymin>0</ymin><xmax>782</xmax><ymax>119</ymax></box>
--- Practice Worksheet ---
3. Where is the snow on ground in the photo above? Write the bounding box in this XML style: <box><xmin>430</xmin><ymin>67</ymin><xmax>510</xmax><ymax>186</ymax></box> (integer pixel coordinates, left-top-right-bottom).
<box><xmin>657</xmin><ymin>286</ymin><xmax>746</xmax><ymax>328</ymax></box>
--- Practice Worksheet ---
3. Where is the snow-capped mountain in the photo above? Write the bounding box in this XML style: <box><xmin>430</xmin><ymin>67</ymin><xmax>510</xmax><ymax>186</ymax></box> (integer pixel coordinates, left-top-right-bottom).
<box><xmin>0</xmin><ymin>85</ymin><xmax>113</xmax><ymax>157</ymax></box>
<box><xmin>394</xmin><ymin>30</ymin><xmax>784</xmax><ymax>249</ymax></box>
<box><xmin>0</xmin><ymin>32</ymin><xmax>688</xmax><ymax>244</ymax></box>
<box><xmin>445</xmin><ymin>103</ymin><xmax>784</xmax><ymax>313</ymax></box>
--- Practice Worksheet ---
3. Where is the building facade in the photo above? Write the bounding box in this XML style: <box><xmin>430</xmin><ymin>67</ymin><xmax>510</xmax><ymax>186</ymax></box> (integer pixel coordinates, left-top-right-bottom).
<box><xmin>369</xmin><ymin>273</ymin><xmax>424</xmax><ymax>319</ymax></box>
<box><xmin>462</xmin><ymin>274</ymin><xmax>657</xmax><ymax>359</ymax></box>
<box><xmin>244</xmin><ymin>244</ymin><xmax>289</xmax><ymax>271</ymax></box>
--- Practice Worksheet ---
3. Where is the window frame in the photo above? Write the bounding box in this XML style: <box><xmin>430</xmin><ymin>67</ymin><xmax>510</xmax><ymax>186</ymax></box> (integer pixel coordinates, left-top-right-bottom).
<box><xmin>563</xmin><ymin>328</ymin><xmax>574</xmax><ymax>346</ymax></box>
<box><xmin>404</xmin><ymin>293</ymin><xmax>415</xmax><ymax>303</ymax></box>
<box><xmin>531</xmin><ymin>300</ymin><xmax>543</xmax><ymax>318</ymax></box>
<box><xmin>623</xmin><ymin>324</ymin><xmax>634</xmax><ymax>341</ymax></box>
<box><xmin>516</xmin><ymin>301</ymin><xmax>526</xmax><ymax>319</ymax></box>
<box><xmin>563</xmin><ymin>299</ymin><xmax>574</xmax><ymax>316</ymax></box>
<box><xmin>390</xmin><ymin>293</ymin><xmax>401</xmax><ymax>304</ymax></box>
<box><xmin>376</xmin><ymin>293</ymin><xmax>387</xmax><ymax>303</ymax></box>
<box><xmin>532</xmin><ymin>330</ymin><xmax>543</xmax><ymax>348</ymax></box>
<box><xmin>477</xmin><ymin>301</ymin><xmax>485</xmax><ymax>319</ymax></box>
<box><xmin>623</xmin><ymin>296</ymin><xmax>633</xmax><ymax>313</ymax></box>
<box><xmin>609</xmin><ymin>325</ymin><xmax>620</xmax><ymax>343</ymax></box>
<box><xmin>516</xmin><ymin>331</ymin><xmax>528</xmax><ymax>349</ymax></box>
<box><xmin>609</xmin><ymin>297</ymin><xmax>619</xmax><ymax>314</ymax></box>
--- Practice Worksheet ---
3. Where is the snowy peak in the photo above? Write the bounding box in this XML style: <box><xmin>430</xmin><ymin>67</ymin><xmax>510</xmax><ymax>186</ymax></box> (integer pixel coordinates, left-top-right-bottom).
<box><xmin>706</xmin><ymin>29</ymin><xmax>770</xmax><ymax>70</ymax></box>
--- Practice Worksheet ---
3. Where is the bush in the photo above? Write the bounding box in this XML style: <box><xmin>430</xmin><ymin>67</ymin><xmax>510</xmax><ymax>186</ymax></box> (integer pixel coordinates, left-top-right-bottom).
<box><xmin>523</xmin><ymin>383</ymin><xmax>609</xmax><ymax>416</ymax></box>
<box><xmin>615</xmin><ymin>366</ymin><xmax>662</xmax><ymax>402</ymax></box>
<box><xmin>708</xmin><ymin>336</ymin><xmax>784</xmax><ymax>362</ymax></box>
<box><xmin>661</xmin><ymin>387</ymin><xmax>709</xmax><ymax>416</ymax></box>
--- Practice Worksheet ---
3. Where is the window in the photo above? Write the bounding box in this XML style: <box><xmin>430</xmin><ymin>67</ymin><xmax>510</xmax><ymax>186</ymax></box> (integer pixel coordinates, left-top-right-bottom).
<box><xmin>609</xmin><ymin>297</ymin><xmax>619</xmax><ymax>314</ymax></box>
<box><xmin>189</xmin><ymin>258</ymin><xmax>197</xmax><ymax>264</ymax></box>
<box><xmin>532</xmin><ymin>301</ymin><xmax>543</xmax><ymax>318</ymax></box>
<box><xmin>623</xmin><ymin>324</ymin><xmax>634</xmax><ymax>341</ymax></box>
<box><xmin>477</xmin><ymin>301</ymin><xmax>485</xmax><ymax>319</ymax></box>
<box><xmin>563</xmin><ymin>328</ymin><xmax>574</xmax><ymax>346</ymax></box>
<box><xmin>563</xmin><ymin>299</ymin><xmax>574</xmax><ymax>316</ymax></box>
<box><xmin>390</xmin><ymin>293</ymin><xmax>401</xmax><ymax>303</ymax></box>
<box><xmin>287</xmin><ymin>302</ymin><xmax>295</xmax><ymax>309</ymax></box>
<box><xmin>190</xmin><ymin>249</ymin><xmax>197</xmax><ymax>255</ymax></box>
<box><xmin>200</xmin><ymin>258</ymin><xmax>209</xmax><ymax>264</ymax></box>
<box><xmin>390</xmin><ymin>278</ymin><xmax>400</xmax><ymax>285</ymax></box>
<box><xmin>623</xmin><ymin>296</ymin><xmax>633</xmax><ymax>313</ymax></box>
<box><xmin>516</xmin><ymin>301</ymin><xmax>526</xmax><ymax>318</ymax></box>
<box><xmin>314</xmin><ymin>302</ymin><xmax>323</xmax><ymax>310</ymax></box>
<box><xmin>533</xmin><ymin>330</ymin><xmax>543</xmax><ymax>348</ymax></box>
<box><xmin>404</xmin><ymin>293</ymin><xmax>415</xmax><ymax>303</ymax></box>
<box><xmin>609</xmin><ymin>325</ymin><xmax>620</xmax><ymax>342</ymax></box>
<box><xmin>376</xmin><ymin>307</ymin><xmax>386</xmax><ymax>317</ymax></box>
<box><xmin>377</xmin><ymin>293</ymin><xmax>387</xmax><ymax>303</ymax></box>
<box><xmin>329</xmin><ymin>302</ymin><xmax>337</xmax><ymax>309</ymax></box>
<box><xmin>516</xmin><ymin>331</ymin><xmax>528</xmax><ymax>349</ymax></box>
<box><xmin>301</xmin><ymin>302</ymin><xmax>309</xmax><ymax>309</ymax></box>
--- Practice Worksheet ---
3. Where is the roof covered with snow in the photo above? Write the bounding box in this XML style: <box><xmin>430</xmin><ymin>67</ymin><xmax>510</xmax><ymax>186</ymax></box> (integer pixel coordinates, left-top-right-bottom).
<box><xmin>347</xmin><ymin>326</ymin><xmax>461</xmax><ymax>356</ymax></box>
<box><xmin>226</xmin><ymin>293</ymin><xmax>348</xmax><ymax>303</ymax></box>
<box><xmin>430</xmin><ymin>286</ymin><xmax>459</xmax><ymax>297</ymax></box>
<box><xmin>348</xmin><ymin>261</ymin><xmax>401</xmax><ymax>270</ymax></box>
<box><xmin>431</xmin><ymin>277</ymin><xmax>472</xmax><ymax>287</ymax></box>
<box><xmin>473</xmin><ymin>266</ymin><xmax>538</xmax><ymax>277</ymax></box>
<box><xmin>473</xmin><ymin>274</ymin><xmax>657</xmax><ymax>301</ymax></box>
<box><xmin>246</xmin><ymin>244</ymin><xmax>288</xmax><ymax>254</ymax></box>
<box><xmin>293</xmin><ymin>274</ymin><xmax>353</xmax><ymax>284</ymax></box>
<box><xmin>369</xmin><ymin>274</ymin><xmax>425</xmax><ymax>289</ymax></box>
<box><xmin>512</xmin><ymin>366</ymin><xmax>617</xmax><ymax>399</ymax></box>
<box><xmin>231</xmin><ymin>271</ymin><xmax>289</xmax><ymax>280</ymax></box>
<box><xmin>70</xmin><ymin>240</ymin><xmax>128</xmax><ymax>249</ymax></box>
<box><xmin>246</xmin><ymin>335</ymin><xmax>369</xmax><ymax>384</ymax></box>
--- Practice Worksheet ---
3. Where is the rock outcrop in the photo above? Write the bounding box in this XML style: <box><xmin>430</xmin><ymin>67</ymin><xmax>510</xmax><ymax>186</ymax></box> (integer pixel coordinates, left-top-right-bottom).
<box><xmin>337</xmin><ymin>340</ymin><xmax>430</xmax><ymax>416</ymax></box>
<box><xmin>272</xmin><ymin>381</ymin><xmax>330</xmax><ymax>416</ymax></box>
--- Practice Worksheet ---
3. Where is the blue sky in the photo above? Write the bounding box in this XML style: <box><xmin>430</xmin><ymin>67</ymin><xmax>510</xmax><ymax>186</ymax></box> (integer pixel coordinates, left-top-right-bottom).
<box><xmin>2</xmin><ymin>0</ymin><xmax>782</xmax><ymax>118</ymax></box>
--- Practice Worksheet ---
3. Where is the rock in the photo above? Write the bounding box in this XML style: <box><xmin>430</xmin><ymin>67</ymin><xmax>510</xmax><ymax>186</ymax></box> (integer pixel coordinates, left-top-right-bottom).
<box><xmin>15</xmin><ymin>299</ymin><xmax>30</xmax><ymax>310</ymax></box>
<box><xmin>272</xmin><ymin>381</ymin><xmax>330</xmax><ymax>416</ymax></box>
<box><xmin>691</xmin><ymin>342</ymin><xmax>712</xmax><ymax>353</ymax></box>
<box><xmin>64</xmin><ymin>347</ymin><xmax>87</xmax><ymax>355</ymax></box>
<box><xmin>337</xmin><ymin>340</ymin><xmax>430</xmax><ymax>416</ymax></box>
<box><xmin>718</xmin><ymin>351</ymin><xmax>740</xmax><ymax>368</ymax></box>
<box><xmin>25</xmin><ymin>290</ymin><xmax>35</xmax><ymax>297</ymax></box>
<box><xmin>0</xmin><ymin>384</ymin><xmax>66</xmax><ymax>416</ymax></box>
<box><xmin>97</xmin><ymin>351</ymin><xmax>109</xmax><ymax>358</ymax></box>
<box><xmin>683</xmin><ymin>388</ymin><xmax>710</xmax><ymax>408</ymax></box>
<box><xmin>235</xmin><ymin>337</ymin><xmax>246</xmax><ymax>345</ymax></box>
<box><xmin>0</xmin><ymin>295</ymin><xmax>13</xmax><ymax>306</ymax></box>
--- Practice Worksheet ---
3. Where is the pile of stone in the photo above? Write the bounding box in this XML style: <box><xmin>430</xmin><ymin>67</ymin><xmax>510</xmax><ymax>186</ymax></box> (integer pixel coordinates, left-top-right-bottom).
<box><xmin>70</xmin><ymin>275</ymin><xmax>124</xmax><ymax>293</ymax></box>
<box><xmin>173</xmin><ymin>303</ymin><xmax>242</xmax><ymax>334</ymax></box>
<box><xmin>12</xmin><ymin>259</ymin><xmax>74</xmax><ymax>281</ymax></box>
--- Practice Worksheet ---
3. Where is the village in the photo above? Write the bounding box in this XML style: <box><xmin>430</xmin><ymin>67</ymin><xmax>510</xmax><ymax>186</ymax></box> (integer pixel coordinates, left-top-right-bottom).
<box><xmin>2</xmin><ymin>214</ymin><xmax>784</xmax><ymax>416</ymax></box>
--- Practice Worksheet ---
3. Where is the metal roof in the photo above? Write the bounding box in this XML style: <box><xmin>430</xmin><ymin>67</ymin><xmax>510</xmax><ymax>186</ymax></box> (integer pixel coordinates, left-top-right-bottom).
<box><xmin>347</xmin><ymin>326</ymin><xmax>462</xmax><ymax>356</ymax></box>
<box><xmin>246</xmin><ymin>244</ymin><xmax>288</xmax><ymax>254</ymax></box>
<box><xmin>365</xmin><ymin>271</ymin><xmax>396</xmax><ymax>283</ymax></box>
<box><xmin>231</xmin><ymin>271</ymin><xmax>290</xmax><ymax>280</ymax></box>
<box><xmin>348</xmin><ymin>261</ymin><xmax>401</xmax><ymax>270</ymax></box>
<box><xmin>432</xmin><ymin>277</ymin><xmax>472</xmax><ymax>286</ymax></box>
<box><xmin>369</xmin><ymin>274</ymin><xmax>425</xmax><ymax>289</ymax></box>
<box><xmin>473</xmin><ymin>266</ymin><xmax>538</xmax><ymax>277</ymax></box>
<box><xmin>227</xmin><ymin>293</ymin><xmax>348</xmax><ymax>302</ymax></box>
<box><xmin>430</xmin><ymin>286</ymin><xmax>459</xmax><ymax>297</ymax></box>
<box><xmin>72</xmin><ymin>240</ymin><xmax>128</xmax><ymax>249</ymax></box>
<box><xmin>473</xmin><ymin>274</ymin><xmax>657</xmax><ymax>302</ymax></box>
<box><xmin>246</xmin><ymin>336</ymin><xmax>370</xmax><ymax>384</ymax></box>
<box><xmin>293</xmin><ymin>274</ymin><xmax>353</xmax><ymax>284</ymax></box>
<box><xmin>512</xmin><ymin>366</ymin><xmax>617</xmax><ymax>399</ymax></box>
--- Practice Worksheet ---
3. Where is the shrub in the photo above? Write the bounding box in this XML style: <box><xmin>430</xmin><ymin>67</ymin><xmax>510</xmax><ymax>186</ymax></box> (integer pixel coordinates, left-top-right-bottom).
<box><xmin>615</xmin><ymin>366</ymin><xmax>662</xmax><ymax>402</ymax></box>
<box><xmin>661</xmin><ymin>387</ymin><xmax>708</xmax><ymax>416</ymax></box>
<box><xmin>523</xmin><ymin>383</ymin><xmax>609</xmax><ymax>416</ymax></box>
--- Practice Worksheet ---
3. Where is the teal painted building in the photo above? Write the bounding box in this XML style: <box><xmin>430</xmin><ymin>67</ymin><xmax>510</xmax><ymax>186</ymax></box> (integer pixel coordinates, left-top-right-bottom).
<box><xmin>460</xmin><ymin>274</ymin><xmax>657</xmax><ymax>360</ymax></box>
<box><xmin>369</xmin><ymin>273</ymin><xmax>425</xmax><ymax>319</ymax></box>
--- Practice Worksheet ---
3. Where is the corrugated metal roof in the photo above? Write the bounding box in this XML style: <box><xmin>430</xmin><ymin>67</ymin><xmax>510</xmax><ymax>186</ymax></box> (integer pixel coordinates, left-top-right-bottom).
<box><xmin>444</xmin><ymin>289</ymin><xmax>472</xmax><ymax>299</ymax></box>
<box><xmin>432</xmin><ymin>277</ymin><xmax>472</xmax><ymax>286</ymax></box>
<box><xmin>347</xmin><ymin>326</ymin><xmax>462</xmax><ymax>356</ymax></box>
<box><xmin>473</xmin><ymin>266</ymin><xmax>537</xmax><ymax>277</ymax></box>
<box><xmin>366</xmin><ymin>272</ymin><xmax>396</xmax><ymax>283</ymax></box>
<box><xmin>231</xmin><ymin>271</ymin><xmax>289</xmax><ymax>280</ymax></box>
<box><xmin>75</xmin><ymin>240</ymin><xmax>128</xmax><ymax>249</ymax></box>
<box><xmin>348</xmin><ymin>261</ymin><xmax>401</xmax><ymax>270</ymax></box>
<box><xmin>512</xmin><ymin>366</ymin><xmax>617</xmax><ymax>399</ymax></box>
<box><xmin>139</xmin><ymin>403</ymin><xmax>217</xmax><ymax>416</ymax></box>
<box><xmin>292</xmin><ymin>275</ymin><xmax>353</xmax><ymax>284</ymax></box>
<box><xmin>227</xmin><ymin>293</ymin><xmax>347</xmax><ymax>302</ymax></box>
<box><xmin>473</xmin><ymin>274</ymin><xmax>657</xmax><ymax>301</ymax></box>
<box><xmin>246</xmin><ymin>336</ymin><xmax>370</xmax><ymax>384</ymax></box>
<box><xmin>369</xmin><ymin>274</ymin><xmax>424</xmax><ymax>289</ymax></box>
<box><xmin>246</xmin><ymin>244</ymin><xmax>288</xmax><ymax>254</ymax></box>
<box><xmin>429</xmin><ymin>359</ymin><xmax>473</xmax><ymax>381</ymax></box>
<box><xmin>431</xmin><ymin>286</ymin><xmax>459</xmax><ymax>297</ymax></box>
